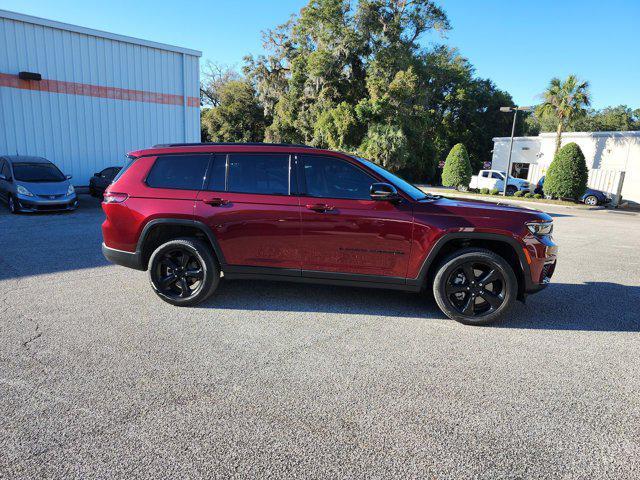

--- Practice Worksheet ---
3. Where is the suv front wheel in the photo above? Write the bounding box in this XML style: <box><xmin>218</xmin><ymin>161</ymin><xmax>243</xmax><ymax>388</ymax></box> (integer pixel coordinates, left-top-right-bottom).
<box><xmin>148</xmin><ymin>237</ymin><xmax>220</xmax><ymax>306</ymax></box>
<box><xmin>432</xmin><ymin>248</ymin><xmax>517</xmax><ymax>325</ymax></box>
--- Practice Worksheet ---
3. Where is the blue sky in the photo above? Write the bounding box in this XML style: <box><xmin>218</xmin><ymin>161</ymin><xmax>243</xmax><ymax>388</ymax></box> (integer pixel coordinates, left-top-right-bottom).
<box><xmin>3</xmin><ymin>0</ymin><xmax>638</xmax><ymax>109</ymax></box>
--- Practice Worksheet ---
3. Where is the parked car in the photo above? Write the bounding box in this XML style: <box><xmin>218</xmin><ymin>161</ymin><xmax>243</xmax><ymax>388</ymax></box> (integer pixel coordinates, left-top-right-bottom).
<box><xmin>469</xmin><ymin>169</ymin><xmax>530</xmax><ymax>195</ymax></box>
<box><xmin>534</xmin><ymin>176</ymin><xmax>610</xmax><ymax>206</ymax></box>
<box><xmin>89</xmin><ymin>166</ymin><xmax>122</xmax><ymax>198</ymax></box>
<box><xmin>101</xmin><ymin>143</ymin><xmax>558</xmax><ymax>326</ymax></box>
<box><xmin>0</xmin><ymin>156</ymin><xmax>78</xmax><ymax>213</ymax></box>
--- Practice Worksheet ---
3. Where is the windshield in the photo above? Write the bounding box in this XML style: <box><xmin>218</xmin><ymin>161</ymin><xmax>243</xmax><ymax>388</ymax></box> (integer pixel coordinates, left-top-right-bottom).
<box><xmin>13</xmin><ymin>162</ymin><xmax>66</xmax><ymax>182</ymax></box>
<box><xmin>354</xmin><ymin>157</ymin><xmax>431</xmax><ymax>200</ymax></box>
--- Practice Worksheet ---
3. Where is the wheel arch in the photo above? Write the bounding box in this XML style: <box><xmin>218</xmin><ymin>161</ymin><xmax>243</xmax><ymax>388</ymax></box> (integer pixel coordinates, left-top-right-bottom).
<box><xmin>136</xmin><ymin>219</ymin><xmax>225</xmax><ymax>270</ymax></box>
<box><xmin>414</xmin><ymin>232</ymin><xmax>531</xmax><ymax>300</ymax></box>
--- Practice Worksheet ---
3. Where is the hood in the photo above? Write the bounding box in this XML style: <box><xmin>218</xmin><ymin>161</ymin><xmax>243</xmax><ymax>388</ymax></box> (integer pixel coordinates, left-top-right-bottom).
<box><xmin>417</xmin><ymin>196</ymin><xmax>552</xmax><ymax>223</ymax></box>
<box><xmin>17</xmin><ymin>180</ymin><xmax>70</xmax><ymax>196</ymax></box>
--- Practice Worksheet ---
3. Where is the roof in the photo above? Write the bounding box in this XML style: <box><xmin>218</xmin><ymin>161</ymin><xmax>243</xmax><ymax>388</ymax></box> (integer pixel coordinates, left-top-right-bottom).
<box><xmin>493</xmin><ymin>130</ymin><xmax>640</xmax><ymax>142</ymax></box>
<box><xmin>129</xmin><ymin>143</ymin><xmax>346</xmax><ymax>158</ymax></box>
<box><xmin>3</xmin><ymin>155</ymin><xmax>50</xmax><ymax>163</ymax></box>
<box><xmin>0</xmin><ymin>9</ymin><xmax>202</xmax><ymax>57</ymax></box>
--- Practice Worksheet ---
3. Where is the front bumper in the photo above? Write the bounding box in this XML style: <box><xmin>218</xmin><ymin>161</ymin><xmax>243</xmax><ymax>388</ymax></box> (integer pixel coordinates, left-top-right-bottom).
<box><xmin>16</xmin><ymin>194</ymin><xmax>78</xmax><ymax>212</ymax></box>
<box><xmin>523</xmin><ymin>234</ymin><xmax>558</xmax><ymax>296</ymax></box>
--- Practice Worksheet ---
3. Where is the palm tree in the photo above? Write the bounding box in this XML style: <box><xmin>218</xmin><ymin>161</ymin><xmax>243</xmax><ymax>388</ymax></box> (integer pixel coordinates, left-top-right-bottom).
<box><xmin>536</xmin><ymin>75</ymin><xmax>591</xmax><ymax>155</ymax></box>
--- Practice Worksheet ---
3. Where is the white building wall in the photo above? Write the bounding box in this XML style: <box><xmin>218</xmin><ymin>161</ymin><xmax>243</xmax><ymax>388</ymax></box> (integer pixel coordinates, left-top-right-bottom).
<box><xmin>0</xmin><ymin>10</ymin><xmax>201</xmax><ymax>184</ymax></box>
<box><xmin>492</xmin><ymin>131</ymin><xmax>640</xmax><ymax>204</ymax></box>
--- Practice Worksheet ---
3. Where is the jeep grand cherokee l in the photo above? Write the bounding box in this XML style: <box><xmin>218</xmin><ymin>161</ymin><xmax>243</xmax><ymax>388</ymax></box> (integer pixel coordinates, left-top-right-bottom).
<box><xmin>101</xmin><ymin>143</ymin><xmax>557</xmax><ymax>325</ymax></box>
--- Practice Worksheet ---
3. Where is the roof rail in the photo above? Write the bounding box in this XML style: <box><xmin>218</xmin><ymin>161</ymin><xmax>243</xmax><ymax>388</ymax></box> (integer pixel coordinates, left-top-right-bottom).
<box><xmin>152</xmin><ymin>142</ymin><xmax>314</xmax><ymax>148</ymax></box>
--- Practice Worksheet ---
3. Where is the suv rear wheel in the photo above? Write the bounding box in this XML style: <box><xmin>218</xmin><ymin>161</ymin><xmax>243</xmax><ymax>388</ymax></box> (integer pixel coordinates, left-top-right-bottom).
<box><xmin>432</xmin><ymin>248</ymin><xmax>517</xmax><ymax>325</ymax></box>
<box><xmin>148</xmin><ymin>237</ymin><xmax>220</xmax><ymax>306</ymax></box>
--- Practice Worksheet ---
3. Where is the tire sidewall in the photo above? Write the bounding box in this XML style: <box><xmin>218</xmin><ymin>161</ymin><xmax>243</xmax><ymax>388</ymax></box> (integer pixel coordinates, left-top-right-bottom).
<box><xmin>8</xmin><ymin>195</ymin><xmax>17</xmax><ymax>213</ymax></box>
<box><xmin>433</xmin><ymin>249</ymin><xmax>517</xmax><ymax>325</ymax></box>
<box><xmin>148</xmin><ymin>238</ymin><xmax>219</xmax><ymax>307</ymax></box>
<box><xmin>506</xmin><ymin>186</ymin><xmax>517</xmax><ymax>196</ymax></box>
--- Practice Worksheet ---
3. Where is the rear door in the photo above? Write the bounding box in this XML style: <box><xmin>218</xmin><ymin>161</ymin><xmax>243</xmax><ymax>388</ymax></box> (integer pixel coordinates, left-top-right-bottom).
<box><xmin>297</xmin><ymin>154</ymin><xmax>413</xmax><ymax>278</ymax></box>
<box><xmin>194</xmin><ymin>153</ymin><xmax>301</xmax><ymax>271</ymax></box>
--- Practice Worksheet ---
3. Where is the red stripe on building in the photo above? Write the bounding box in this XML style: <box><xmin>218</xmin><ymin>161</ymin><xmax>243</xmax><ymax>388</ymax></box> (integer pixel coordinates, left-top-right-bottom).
<box><xmin>0</xmin><ymin>73</ymin><xmax>199</xmax><ymax>107</ymax></box>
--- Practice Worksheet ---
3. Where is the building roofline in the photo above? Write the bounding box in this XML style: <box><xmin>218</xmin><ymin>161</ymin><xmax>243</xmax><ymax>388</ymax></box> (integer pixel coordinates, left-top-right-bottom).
<box><xmin>493</xmin><ymin>130</ymin><xmax>640</xmax><ymax>142</ymax></box>
<box><xmin>0</xmin><ymin>9</ymin><xmax>202</xmax><ymax>57</ymax></box>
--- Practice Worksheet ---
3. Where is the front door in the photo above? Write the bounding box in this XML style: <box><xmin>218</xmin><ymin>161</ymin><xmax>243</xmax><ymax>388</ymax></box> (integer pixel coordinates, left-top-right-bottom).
<box><xmin>297</xmin><ymin>155</ymin><xmax>413</xmax><ymax>279</ymax></box>
<box><xmin>195</xmin><ymin>153</ymin><xmax>301</xmax><ymax>271</ymax></box>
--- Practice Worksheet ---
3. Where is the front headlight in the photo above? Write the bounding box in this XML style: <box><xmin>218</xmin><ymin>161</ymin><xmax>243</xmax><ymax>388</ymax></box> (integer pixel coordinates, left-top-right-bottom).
<box><xmin>526</xmin><ymin>221</ymin><xmax>553</xmax><ymax>236</ymax></box>
<box><xmin>16</xmin><ymin>185</ymin><xmax>34</xmax><ymax>197</ymax></box>
<box><xmin>67</xmin><ymin>184</ymin><xmax>75</xmax><ymax>196</ymax></box>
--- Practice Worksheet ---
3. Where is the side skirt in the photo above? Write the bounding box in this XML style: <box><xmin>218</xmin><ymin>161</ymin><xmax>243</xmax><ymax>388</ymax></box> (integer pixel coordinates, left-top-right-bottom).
<box><xmin>222</xmin><ymin>266</ymin><xmax>422</xmax><ymax>292</ymax></box>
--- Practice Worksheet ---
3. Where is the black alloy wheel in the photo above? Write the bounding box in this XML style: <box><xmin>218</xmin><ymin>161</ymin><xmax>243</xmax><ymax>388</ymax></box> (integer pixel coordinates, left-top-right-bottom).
<box><xmin>506</xmin><ymin>185</ymin><xmax>517</xmax><ymax>196</ymax></box>
<box><xmin>148</xmin><ymin>237</ymin><xmax>219</xmax><ymax>306</ymax></box>
<box><xmin>445</xmin><ymin>261</ymin><xmax>505</xmax><ymax>316</ymax></box>
<box><xmin>433</xmin><ymin>248</ymin><xmax>517</xmax><ymax>325</ymax></box>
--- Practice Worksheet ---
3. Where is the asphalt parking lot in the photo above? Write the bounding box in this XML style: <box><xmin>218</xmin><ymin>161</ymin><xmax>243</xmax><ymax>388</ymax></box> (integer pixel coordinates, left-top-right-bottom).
<box><xmin>1</xmin><ymin>195</ymin><xmax>639</xmax><ymax>479</ymax></box>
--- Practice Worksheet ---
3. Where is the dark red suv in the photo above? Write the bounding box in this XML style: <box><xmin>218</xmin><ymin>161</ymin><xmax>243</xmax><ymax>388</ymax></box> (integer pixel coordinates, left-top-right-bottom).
<box><xmin>101</xmin><ymin>143</ymin><xmax>557</xmax><ymax>325</ymax></box>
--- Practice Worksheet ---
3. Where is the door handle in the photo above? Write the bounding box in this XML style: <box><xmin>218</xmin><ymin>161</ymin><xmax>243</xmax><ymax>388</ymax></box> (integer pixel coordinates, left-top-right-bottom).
<box><xmin>203</xmin><ymin>197</ymin><xmax>229</xmax><ymax>206</ymax></box>
<box><xmin>306</xmin><ymin>203</ymin><xmax>335</xmax><ymax>212</ymax></box>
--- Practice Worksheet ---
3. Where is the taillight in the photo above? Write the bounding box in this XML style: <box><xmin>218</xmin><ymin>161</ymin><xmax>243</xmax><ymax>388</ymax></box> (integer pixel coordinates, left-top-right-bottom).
<box><xmin>103</xmin><ymin>192</ymin><xmax>128</xmax><ymax>204</ymax></box>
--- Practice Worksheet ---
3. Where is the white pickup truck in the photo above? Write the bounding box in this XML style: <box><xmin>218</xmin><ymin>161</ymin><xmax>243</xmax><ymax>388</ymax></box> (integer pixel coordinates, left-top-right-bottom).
<box><xmin>469</xmin><ymin>170</ymin><xmax>530</xmax><ymax>195</ymax></box>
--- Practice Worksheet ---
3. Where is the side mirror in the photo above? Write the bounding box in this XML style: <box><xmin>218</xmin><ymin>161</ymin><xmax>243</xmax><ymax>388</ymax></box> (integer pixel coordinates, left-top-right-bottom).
<box><xmin>65</xmin><ymin>174</ymin><xmax>73</xmax><ymax>180</ymax></box>
<box><xmin>370</xmin><ymin>182</ymin><xmax>400</xmax><ymax>202</ymax></box>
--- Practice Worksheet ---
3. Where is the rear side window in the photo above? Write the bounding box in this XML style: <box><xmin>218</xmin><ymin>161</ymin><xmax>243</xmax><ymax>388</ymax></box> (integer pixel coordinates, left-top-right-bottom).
<box><xmin>227</xmin><ymin>154</ymin><xmax>289</xmax><ymax>195</ymax></box>
<box><xmin>301</xmin><ymin>155</ymin><xmax>375</xmax><ymax>200</ymax></box>
<box><xmin>146</xmin><ymin>154</ymin><xmax>209</xmax><ymax>190</ymax></box>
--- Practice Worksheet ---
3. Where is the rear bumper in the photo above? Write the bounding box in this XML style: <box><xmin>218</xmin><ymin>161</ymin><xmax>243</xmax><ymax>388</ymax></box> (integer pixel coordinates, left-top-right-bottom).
<box><xmin>102</xmin><ymin>243</ymin><xmax>145</xmax><ymax>270</ymax></box>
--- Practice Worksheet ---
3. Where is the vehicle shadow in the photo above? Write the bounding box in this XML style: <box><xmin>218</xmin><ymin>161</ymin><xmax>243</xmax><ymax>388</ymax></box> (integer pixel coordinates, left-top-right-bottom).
<box><xmin>199</xmin><ymin>280</ymin><xmax>639</xmax><ymax>333</ymax></box>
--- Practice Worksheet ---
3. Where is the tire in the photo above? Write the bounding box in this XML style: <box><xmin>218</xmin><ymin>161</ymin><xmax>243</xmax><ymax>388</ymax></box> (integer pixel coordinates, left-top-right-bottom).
<box><xmin>148</xmin><ymin>237</ymin><xmax>220</xmax><ymax>307</ymax></box>
<box><xmin>506</xmin><ymin>185</ymin><xmax>517</xmax><ymax>196</ymax></box>
<box><xmin>432</xmin><ymin>248</ymin><xmax>518</xmax><ymax>325</ymax></box>
<box><xmin>8</xmin><ymin>195</ymin><xmax>18</xmax><ymax>214</ymax></box>
<box><xmin>584</xmin><ymin>195</ymin><xmax>598</xmax><ymax>206</ymax></box>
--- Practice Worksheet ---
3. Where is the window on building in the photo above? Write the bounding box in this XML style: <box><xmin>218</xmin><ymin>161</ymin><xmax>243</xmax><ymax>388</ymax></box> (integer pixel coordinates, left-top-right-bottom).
<box><xmin>301</xmin><ymin>155</ymin><xmax>375</xmax><ymax>200</ymax></box>
<box><xmin>227</xmin><ymin>154</ymin><xmax>290</xmax><ymax>195</ymax></box>
<box><xmin>146</xmin><ymin>154</ymin><xmax>209</xmax><ymax>190</ymax></box>
<box><xmin>511</xmin><ymin>163</ymin><xmax>530</xmax><ymax>179</ymax></box>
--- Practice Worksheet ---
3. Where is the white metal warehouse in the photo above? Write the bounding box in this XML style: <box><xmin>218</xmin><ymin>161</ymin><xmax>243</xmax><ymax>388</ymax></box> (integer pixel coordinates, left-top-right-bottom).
<box><xmin>0</xmin><ymin>9</ymin><xmax>201</xmax><ymax>185</ymax></box>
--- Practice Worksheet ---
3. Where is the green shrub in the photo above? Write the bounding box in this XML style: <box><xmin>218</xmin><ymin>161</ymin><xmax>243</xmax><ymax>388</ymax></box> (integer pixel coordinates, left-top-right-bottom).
<box><xmin>441</xmin><ymin>143</ymin><xmax>473</xmax><ymax>189</ymax></box>
<box><xmin>479</xmin><ymin>188</ymin><xmax>489</xmax><ymax>195</ymax></box>
<box><xmin>533</xmin><ymin>193</ymin><xmax>543</xmax><ymax>199</ymax></box>
<box><xmin>490</xmin><ymin>188</ymin><xmax>500</xmax><ymax>195</ymax></box>
<box><xmin>513</xmin><ymin>190</ymin><xmax>524</xmax><ymax>197</ymax></box>
<box><xmin>524</xmin><ymin>192</ymin><xmax>534</xmax><ymax>198</ymax></box>
<box><xmin>544</xmin><ymin>143</ymin><xmax>588</xmax><ymax>199</ymax></box>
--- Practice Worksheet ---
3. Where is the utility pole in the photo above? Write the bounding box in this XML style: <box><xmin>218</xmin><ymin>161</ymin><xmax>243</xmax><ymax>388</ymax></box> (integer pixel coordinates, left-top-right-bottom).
<box><xmin>499</xmin><ymin>106</ymin><xmax>532</xmax><ymax>195</ymax></box>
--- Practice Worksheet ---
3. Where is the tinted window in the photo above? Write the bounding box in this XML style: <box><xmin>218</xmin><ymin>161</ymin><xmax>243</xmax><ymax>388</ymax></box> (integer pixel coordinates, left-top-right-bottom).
<box><xmin>302</xmin><ymin>155</ymin><xmax>375</xmax><ymax>200</ymax></box>
<box><xmin>491</xmin><ymin>172</ymin><xmax>504</xmax><ymax>180</ymax></box>
<box><xmin>146</xmin><ymin>154</ymin><xmax>209</xmax><ymax>190</ymax></box>
<box><xmin>1</xmin><ymin>160</ymin><xmax>10</xmax><ymax>178</ymax></box>
<box><xmin>13</xmin><ymin>162</ymin><xmax>66</xmax><ymax>182</ymax></box>
<box><xmin>227</xmin><ymin>154</ymin><xmax>289</xmax><ymax>195</ymax></box>
<box><xmin>205</xmin><ymin>155</ymin><xmax>226</xmax><ymax>192</ymax></box>
<box><xmin>482</xmin><ymin>171</ymin><xmax>489</xmax><ymax>178</ymax></box>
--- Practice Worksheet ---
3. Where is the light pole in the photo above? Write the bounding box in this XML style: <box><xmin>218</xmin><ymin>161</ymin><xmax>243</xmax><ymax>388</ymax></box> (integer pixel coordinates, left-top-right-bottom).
<box><xmin>499</xmin><ymin>106</ymin><xmax>531</xmax><ymax>196</ymax></box>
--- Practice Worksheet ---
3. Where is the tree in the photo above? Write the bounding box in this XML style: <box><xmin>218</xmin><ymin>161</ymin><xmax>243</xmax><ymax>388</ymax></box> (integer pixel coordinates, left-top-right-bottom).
<box><xmin>201</xmin><ymin>80</ymin><xmax>265</xmax><ymax>142</ymax></box>
<box><xmin>200</xmin><ymin>61</ymin><xmax>241</xmax><ymax>107</ymax></box>
<box><xmin>543</xmin><ymin>142</ymin><xmax>588</xmax><ymax>199</ymax></box>
<box><xmin>441</xmin><ymin>143</ymin><xmax>472</xmax><ymax>189</ymax></box>
<box><xmin>536</xmin><ymin>75</ymin><xmax>591</xmax><ymax>155</ymax></box>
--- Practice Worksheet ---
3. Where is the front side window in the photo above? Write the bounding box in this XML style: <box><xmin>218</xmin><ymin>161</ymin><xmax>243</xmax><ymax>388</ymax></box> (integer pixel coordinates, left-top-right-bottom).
<box><xmin>227</xmin><ymin>154</ymin><xmax>289</xmax><ymax>195</ymax></box>
<box><xmin>146</xmin><ymin>154</ymin><xmax>209</xmax><ymax>190</ymax></box>
<box><xmin>492</xmin><ymin>172</ymin><xmax>505</xmax><ymax>180</ymax></box>
<box><xmin>12</xmin><ymin>162</ymin><xmax>66</xmax><ymax>182</ymax></box>
<box><xmin>302</xmin><ymin>155</ymin><xmax>375</xmax><ymax>200</ymax></box>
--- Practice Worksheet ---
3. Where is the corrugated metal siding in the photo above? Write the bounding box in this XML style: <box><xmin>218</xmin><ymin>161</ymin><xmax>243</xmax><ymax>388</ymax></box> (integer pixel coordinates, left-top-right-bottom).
<box><xmin>0</xmin><ymin>15</ymin><xmax>200</xmax><ymax>184</ymax></box>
